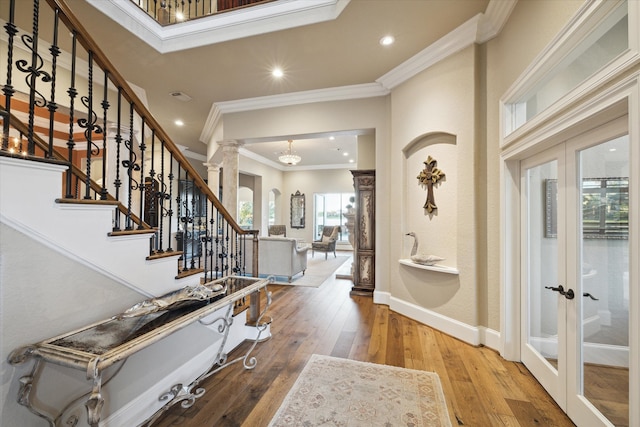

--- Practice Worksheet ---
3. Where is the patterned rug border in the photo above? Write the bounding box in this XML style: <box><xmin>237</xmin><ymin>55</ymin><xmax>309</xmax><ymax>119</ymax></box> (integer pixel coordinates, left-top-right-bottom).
<box><xmin>269</xmin><ymin>354</ymin><xmax>452</xmax><ymax>427</ymax></box>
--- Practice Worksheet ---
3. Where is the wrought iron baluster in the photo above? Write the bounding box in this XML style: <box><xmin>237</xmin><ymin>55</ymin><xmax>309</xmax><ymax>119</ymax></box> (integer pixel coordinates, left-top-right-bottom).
<box><xmin>149</xmin><ymin>129</ymin><xmax>156</xmax><ymax>223</ymax></box>
<box><xmin>19</xmin><ymin>0</ymin><xmax>52</xmax><ymax>156</ymax></box>
<box><xmin>214</xmin><ymin>210</ymin><xmax>221</xmax><ymax>279</ymax></box>
<box><xmin>203</xmin><ymin>200</ymin><xmax>214</xmax><ymax>280</ymax></box>
<box><xmin>123</xmin><ymin>102</ymin><xmax>139</xmax><ymax>230</ymax></box>
<box><xmin>46</xmin><ymin>9</ymin><xmax>60</xmax><ymax>159</ymax></box>
<box><xmin>79</xmin><ymin>51</ymin><xmax>103</xmax><ymax>200</ymax></box>
<box><xmin>166</xmin><ymin>153</ymin><xmax>174</xmax><ymax>251</ymax></box>
<box><xmin>232</xmin><ymin>230</ymin><xmax>239</xmax><ymax>275</ymax></box>
<box><xmin>190</xmin><ymin>177</ymin><xmax>197</xmax><ymax>270</ymax></box>
<box><xmin>182</xmin><ymin>172</ymin><xmax>191</xmax><ymax>272</ymax></box>
<box><xmin>112</xmin><ymin>89</ymin><xmax>123</xmax><ymax>231</ymax></box>
<box><xmin>100</xmin><ymin>71</ymin><xmax>109</xmax><ymax>200</ymax></box>
<box><xmin>171</xmin><ymin>157</ymin><xmax>179</xmax><ymax>258</ymax></box>
<box><xmin>138</xmin><ymin>121</ymin><xmax>146</xmax><ymax>229</ymax></box>
<box><xmin>156</xmin><ymin>140</ymin><xmax>169</xmax><ymax>253</ymax></box>
<box><xmin>224</xmin><ymin>221</ymin><xmax>230</xmax><ymax>275</ymax></box>
<box><xmin>65</xmin><ymin>32</ymin><xmax>78</xmax><ymax>199</ymax></box>
<box><xmin>2</xmin><ymin>0</ymin><xmax>17</xmax><ymax>151</ymax></box>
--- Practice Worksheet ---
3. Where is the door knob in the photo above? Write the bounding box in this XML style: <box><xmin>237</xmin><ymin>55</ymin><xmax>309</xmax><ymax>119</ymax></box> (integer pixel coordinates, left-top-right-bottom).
<box><xmin>583</xmin><ymin>293</ymin><xmax>599</xmax><ymax>301</ymax></box>
<box><xmin>545</xmin><ymin>285</ymin><xmax>575</xmax><ymax>300</ymax></box>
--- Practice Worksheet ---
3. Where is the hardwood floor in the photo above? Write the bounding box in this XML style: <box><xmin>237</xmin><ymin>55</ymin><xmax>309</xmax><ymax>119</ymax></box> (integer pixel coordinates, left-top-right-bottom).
<box><xmin>153</xmin><ymin>262</ymin><xmax>575</xmax><ymax>427</ymax></box>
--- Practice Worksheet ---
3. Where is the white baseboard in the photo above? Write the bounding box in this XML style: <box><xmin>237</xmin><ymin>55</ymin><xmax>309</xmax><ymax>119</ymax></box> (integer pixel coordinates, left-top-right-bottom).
<box><xmin>479</xmin><ymin>326</ymin><xmax>502</xmax><ymax>353</ymax></box>
<box><xmin>372</xmin><ymin>293</ymin><xmax>501</xmax><ymax>352</ymax></box>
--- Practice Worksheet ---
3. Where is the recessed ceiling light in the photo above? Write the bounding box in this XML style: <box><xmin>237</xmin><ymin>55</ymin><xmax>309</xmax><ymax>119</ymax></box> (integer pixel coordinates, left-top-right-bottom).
<box><xmin>343</xmin><ymin>152</ymin><xmax>349</xmax><ymax>156</ymax></box>
<box><xmin>272</xmin><ymin>68</ymin><xmax>284</xmax><ymax>78</ymax></box>
<box><xmin>175</xmin><ymin>119</ymin><xmax>184</xmax><ymax>126</ymax></box>
<box><xmin>329</xmin><ymin>136</ymin><xmax>335</xmax><ymax>140</ymax></box>
<box><xmin>380</xmin><ymin>35</ymin><xmax>395</xmax><ymax>46</ymax></box>
<box><xmin>609</xmin><ymin>148</ymin><xmax>617</xmax><ymax>152</ymax></box>
<box><xmin>349</xmin><ymin>159</ymin><xmax>355</xmax><ymax>163</ymax></box>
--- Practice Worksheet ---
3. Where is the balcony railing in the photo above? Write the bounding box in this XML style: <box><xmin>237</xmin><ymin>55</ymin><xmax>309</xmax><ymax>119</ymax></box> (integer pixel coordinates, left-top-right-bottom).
<box><xmin>131</xmin><ymin>0</ymin><xmax>272</xmax><ymax>26</ymax></box>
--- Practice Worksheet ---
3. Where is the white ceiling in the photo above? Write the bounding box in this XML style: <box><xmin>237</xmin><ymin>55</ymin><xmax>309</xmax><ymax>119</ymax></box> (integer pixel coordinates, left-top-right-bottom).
<box><xmin>10</xmin><ymin>0</ymin><xmax>504</xmax><ymax>169</ymax></box>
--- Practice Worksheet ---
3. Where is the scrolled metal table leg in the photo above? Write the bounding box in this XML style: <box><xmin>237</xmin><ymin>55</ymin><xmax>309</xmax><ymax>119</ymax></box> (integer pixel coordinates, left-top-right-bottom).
<box><xmin>85</xmin><ymin>364</ymin><xmax>104</xmax><ymax>427</ymax></box>
<box><xmin>8</xmin><ymin>348</ymin><xmax>56</xmax><ymax>427</ymax></box>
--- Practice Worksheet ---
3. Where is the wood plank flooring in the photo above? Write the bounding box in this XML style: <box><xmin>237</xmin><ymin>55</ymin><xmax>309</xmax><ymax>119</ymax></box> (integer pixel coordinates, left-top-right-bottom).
<box><xmin>153</xmin><ymin>259</ymin><xmax>575</xmax><ymax>427</ymax></box>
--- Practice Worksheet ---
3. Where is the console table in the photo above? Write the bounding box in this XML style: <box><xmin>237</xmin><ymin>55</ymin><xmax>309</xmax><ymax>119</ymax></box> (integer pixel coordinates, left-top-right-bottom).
<box><xmin>8</xmin><ymin>275</ymin><xmax>272</xmax><ymax>427</ymax></box>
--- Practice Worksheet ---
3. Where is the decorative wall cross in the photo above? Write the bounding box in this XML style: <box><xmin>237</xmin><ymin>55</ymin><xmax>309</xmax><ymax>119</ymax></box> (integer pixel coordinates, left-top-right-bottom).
<box><xmin>417</xmin><ymin>155</ymin><xmax>446</xmax><ymax>213</ymax></box>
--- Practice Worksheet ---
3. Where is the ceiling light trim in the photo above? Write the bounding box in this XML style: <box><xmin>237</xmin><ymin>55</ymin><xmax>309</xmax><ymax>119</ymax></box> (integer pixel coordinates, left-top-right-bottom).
<box><xmin>86</xmin><ymin>0</ymin><xmax>351</xmax><ymax>53</ymax></box>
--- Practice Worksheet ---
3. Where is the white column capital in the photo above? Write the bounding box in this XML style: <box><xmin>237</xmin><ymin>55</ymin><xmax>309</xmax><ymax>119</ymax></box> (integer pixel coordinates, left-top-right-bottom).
<box><xmin>218</xmin><ymin>139</ymin><xmax>243</xmax><ymax>153</ymax></box>
<box><xmin>203</xmin><ymin>162</ymin><xmax>222</xmax><ymax>172</ymax></box>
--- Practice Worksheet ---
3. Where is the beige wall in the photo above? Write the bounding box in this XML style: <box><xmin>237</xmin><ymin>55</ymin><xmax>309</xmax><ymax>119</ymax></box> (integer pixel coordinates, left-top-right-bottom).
<box><xmin>222</xmin><ymin>0</ymin><xmax>585</xmax><ymax>335</ymax></box>
<box><xmin>483</xmin><ymin>0</ymin><xmax>584</xmax><ymax>330</ymax></box>
<box><xmin>389</xmin><ymin>45</ymin><xmax>479</xmax><ymax>325</ymax></box>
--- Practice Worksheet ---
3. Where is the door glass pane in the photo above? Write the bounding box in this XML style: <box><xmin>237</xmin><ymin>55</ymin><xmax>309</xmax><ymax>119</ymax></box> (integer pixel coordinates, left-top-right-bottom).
<box><xmin>579</xmin><ymin>135</ymin><xmax>629</xmax><ymax>426</ymax></box>
<box><xmin>527</xmin><ymin>160</ymin><xmax>559</xmax><ymax>369</ymax></box>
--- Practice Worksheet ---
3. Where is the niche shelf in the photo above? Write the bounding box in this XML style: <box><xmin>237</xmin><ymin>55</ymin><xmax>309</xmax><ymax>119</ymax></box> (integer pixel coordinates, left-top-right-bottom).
<box><xmin>398</xmin><ymin>259</ymin><xmax>459</xmax><ymax>275</ymax></box>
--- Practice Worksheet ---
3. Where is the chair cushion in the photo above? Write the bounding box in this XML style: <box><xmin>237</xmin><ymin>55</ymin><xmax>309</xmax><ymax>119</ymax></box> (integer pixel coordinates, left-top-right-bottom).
<box><xmin>321</xmin><ymin>235</ymin><xmax>332</xmax><ymax>243</ymax></box>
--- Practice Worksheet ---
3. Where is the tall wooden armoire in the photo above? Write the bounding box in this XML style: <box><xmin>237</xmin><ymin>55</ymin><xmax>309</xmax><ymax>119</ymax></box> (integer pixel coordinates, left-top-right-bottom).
<box><xmin>350</xmin><ymin>170</ymin><xmax>375</xmax><ymax>296</ymax></box>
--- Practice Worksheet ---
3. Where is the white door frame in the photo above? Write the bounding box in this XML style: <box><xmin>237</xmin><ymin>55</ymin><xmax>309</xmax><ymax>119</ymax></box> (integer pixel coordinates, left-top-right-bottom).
<box><xmin>500</xmin><ymin>74</ymin><xmax>639</xmax><ymax>425</ymax></box>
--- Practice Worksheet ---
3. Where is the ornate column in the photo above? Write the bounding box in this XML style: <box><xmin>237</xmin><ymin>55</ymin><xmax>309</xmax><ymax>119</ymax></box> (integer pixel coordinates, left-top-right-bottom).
<box><xmin>204</xmin><ymin>161</ymin><xmax>221</xmax><ymax>198</ymax></box>
<box><xmin>219</xmin><ymin>140</ymin><xmax>242</xmax><ymax>221</ymax></box>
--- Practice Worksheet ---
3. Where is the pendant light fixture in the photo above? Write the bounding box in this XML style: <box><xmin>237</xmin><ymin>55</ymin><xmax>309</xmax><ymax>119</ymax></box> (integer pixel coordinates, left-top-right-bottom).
<box><xmin>278</xmin><ymin>140</ymin><xmax>301</xmax><ymax>165</ymax></box>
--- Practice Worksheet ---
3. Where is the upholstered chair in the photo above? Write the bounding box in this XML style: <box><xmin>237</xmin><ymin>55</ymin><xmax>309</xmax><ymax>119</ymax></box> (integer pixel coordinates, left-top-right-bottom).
<box><xmin>311</xmin><ymin>226</ymin><xmax>341</xmax><ymax>260</ymax></box>
<box><xmin>268</xmin><ymin>224</ymin><xmax>286</xmax><ymax>237</ymax></box>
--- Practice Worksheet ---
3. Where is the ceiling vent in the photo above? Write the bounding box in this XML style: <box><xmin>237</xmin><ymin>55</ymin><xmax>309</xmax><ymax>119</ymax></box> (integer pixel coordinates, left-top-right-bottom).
<box><xmin>170</xmin><ymin>91</ymin><xmax>192</xmax><ymax>102</ymax></box>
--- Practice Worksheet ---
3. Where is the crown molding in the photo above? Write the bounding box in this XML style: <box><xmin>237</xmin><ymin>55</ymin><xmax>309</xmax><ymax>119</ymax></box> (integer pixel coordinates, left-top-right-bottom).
<box><xmin>215</xmin><ymin>82</ymin><xmax>390</xmax><ymax>114</ymax></box>
<box><xmin>377</xmin><ymin>14</ymin><xmax>483</xmax><ymax>90</ymax></box>
<box><xmin>199</xmin><ymin>83</ymin><xmax>388</xmax><ymax>143</ymax></box>
<box><xmin>479</xmin><ymin>0</ymin><xmax>518</xmax><ymax>43</ymax></box>
<box><xmin>198</xmin><ymin>0</ymin><xmax>515</xmax><ymax>142</ymax></box>
<box><xmin>199</xmin><ymin>104</ymin><xmax>222</xmax><ymax>144</ymax></box>
<box><xmin>377</xmin><ymin>0</ymin><xmax>516</xmax><ymax>91</ymax></box>
<box><xmin>86</xmin><ymin>0</ymin><xmax>350</xmax><ymax>53</ymax></box>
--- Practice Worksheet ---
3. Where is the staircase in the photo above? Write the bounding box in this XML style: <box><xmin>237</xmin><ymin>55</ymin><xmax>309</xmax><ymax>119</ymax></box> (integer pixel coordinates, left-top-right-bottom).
<box><xmin>1</xmin><ymin>0</ymin><xmax>262</xmax><ymax>425</ymax></box>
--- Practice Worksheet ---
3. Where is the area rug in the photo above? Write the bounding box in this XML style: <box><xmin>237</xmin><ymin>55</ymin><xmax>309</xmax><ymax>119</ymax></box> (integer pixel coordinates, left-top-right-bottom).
<box><xmin>269</xmin><ymin>354</ymin><xmax>452</xmax><ymax>427</ymax></box>
<box><xmin>271</xmin><ymin>255</ymin><xmax>350</xmax><ymax>287</ymax></box>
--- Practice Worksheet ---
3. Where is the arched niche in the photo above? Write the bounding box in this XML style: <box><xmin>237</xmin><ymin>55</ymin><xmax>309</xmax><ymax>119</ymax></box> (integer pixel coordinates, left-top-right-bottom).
<box><xmin>402</xmin><ymin>132</ymin><xmax>457</xmax><ymax>159</ymax></box>
<box><xmin>402</xmin><ymin>131</ymin><xmax>458</xmax><ymax>268</ymax></box>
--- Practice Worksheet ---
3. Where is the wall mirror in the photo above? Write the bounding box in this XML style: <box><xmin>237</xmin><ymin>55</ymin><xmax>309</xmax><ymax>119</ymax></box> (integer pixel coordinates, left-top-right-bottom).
<box><xmin>290</xmin><ymin>190</ymin><xmax>305</xmax><ymax>229</ymax></box>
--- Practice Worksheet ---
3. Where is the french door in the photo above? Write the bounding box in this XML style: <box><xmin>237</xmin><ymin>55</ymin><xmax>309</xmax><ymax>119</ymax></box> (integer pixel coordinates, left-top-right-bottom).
<box><xmin>521</xmin><ymin>117</ymin><xmax>630</xmax><ymax>426</ymax></box>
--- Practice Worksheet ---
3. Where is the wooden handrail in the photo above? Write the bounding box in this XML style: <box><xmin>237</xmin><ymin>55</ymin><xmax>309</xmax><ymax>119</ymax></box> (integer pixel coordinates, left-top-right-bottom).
<box><xmin>45</xmin><ymin>0</ymin><xmax>252</xmax><ymax>236</ymax></box>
